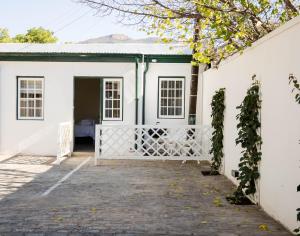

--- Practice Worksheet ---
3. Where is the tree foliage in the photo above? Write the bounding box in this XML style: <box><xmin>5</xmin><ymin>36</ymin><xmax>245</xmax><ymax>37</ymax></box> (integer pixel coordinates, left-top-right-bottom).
<box><xmin>0</xmin><ymin>27</ymin><xmax>57</xmax><ymax>43</ymax></box>
<box><xmin>210</xmin><ymin>88</ymin><xmax>225</xmax><ymax>174</ymax></box>
<box><xmin>227</xmin><ymin>76</ymin><xmax>262</xmax><ymax>204</ymax></box>
<box><xmin>0</xmin><ymin>28</ymin><xmax>11</xmax><ymax>43</ymax></box>
<box><xmin>78</xmin><ymin>0</ymin><xmax>300</xmax><ymax>65</ymax></box>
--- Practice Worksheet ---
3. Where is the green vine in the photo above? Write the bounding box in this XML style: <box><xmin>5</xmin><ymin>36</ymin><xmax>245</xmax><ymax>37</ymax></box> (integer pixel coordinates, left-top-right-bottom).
<box><xmin>289</xmin><ymin>74</ymin><xmax>300</xmax><ymax>235</ymax></box>
<box><xmin>210</xmin><ymin>88</ymin><xmax>225</xmax><ymax>174</ymax></box>
<box><xmin>289</xmin><ymin>74</ymin><xmax>300</xmax><ymax>104</ymax></box>
<box><xmin>227</xmin><ymin>76</ymin><xmax>262</xmax><ymax>204</ymax></box>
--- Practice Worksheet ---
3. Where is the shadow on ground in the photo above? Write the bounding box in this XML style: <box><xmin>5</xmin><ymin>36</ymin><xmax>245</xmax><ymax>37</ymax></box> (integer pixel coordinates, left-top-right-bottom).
<box><xmin>0</xmin><ymin>156</ymin><xmax>291</xmax><ymax>235</ymax></box>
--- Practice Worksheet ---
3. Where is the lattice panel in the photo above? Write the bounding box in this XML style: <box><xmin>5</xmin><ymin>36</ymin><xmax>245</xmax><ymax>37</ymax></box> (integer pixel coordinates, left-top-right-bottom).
<box><xmin>95</xmin><ymin>125</ymin><xmax>212</xmax><ymax>161</ymax></box>
<box><xmin>57</xmin><ymin>122</ymin><xmax>73</xmax><ymax>162</ymax></box>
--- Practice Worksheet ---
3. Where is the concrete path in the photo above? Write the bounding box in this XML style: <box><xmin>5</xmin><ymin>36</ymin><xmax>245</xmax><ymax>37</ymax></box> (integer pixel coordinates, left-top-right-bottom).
<box><xmin>0</xmin><ymin>156</ymin><xmax>291</xmax><ymax>235</ymax></box>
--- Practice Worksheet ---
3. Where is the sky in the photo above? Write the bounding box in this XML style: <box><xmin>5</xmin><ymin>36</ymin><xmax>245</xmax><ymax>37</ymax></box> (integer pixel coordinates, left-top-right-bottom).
<box><xmin>0</xmin><ymin>0</ymin><xmax>148</xmax><ymax>43</ymax></box>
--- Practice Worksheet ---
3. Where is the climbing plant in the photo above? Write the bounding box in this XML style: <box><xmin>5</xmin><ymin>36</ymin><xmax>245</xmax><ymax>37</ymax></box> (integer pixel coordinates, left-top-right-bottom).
<box><xmin>209</xmin><ymin>88</ymin><xmax>225</xmax><ymax>174</ymax></box>
<box><xmin>289</xmin><ymin>74</ymin><xmax>300</xmax><ymax>104</ymax></box>
<box><xmin>289</xmin><ymin>74</ymin><xmax>300</xmax><ymax>235</ymax></box>
<box><xmin>227</xmin><ymin>76</ymin><xmax>262</xmax><ymax>204</ymax></box>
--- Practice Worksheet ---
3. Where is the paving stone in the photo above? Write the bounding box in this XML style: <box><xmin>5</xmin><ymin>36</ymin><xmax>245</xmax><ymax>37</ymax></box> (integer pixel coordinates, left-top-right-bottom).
<box><xmin>0</xmin><ymin>157</ymin><xmax>292</xmax><ymax>235</ymax></box>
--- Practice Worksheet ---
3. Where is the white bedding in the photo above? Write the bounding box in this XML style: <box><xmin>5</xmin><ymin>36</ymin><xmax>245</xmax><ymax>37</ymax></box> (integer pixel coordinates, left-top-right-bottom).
<box><xmin>74</xmin><ymin>120</ymin><xmax>95</xmax><ymax>140</ymax></box>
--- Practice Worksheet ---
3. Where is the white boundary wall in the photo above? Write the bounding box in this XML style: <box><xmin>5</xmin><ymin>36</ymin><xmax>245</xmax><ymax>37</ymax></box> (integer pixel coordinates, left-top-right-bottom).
<box><xmin>200</xmin><ymin>16</ymin><xmax>300</xmax><ymax>231</ymax></box>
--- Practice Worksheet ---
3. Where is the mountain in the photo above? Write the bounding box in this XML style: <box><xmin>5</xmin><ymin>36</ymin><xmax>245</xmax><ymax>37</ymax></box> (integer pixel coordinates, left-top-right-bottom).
<box><xmin>79</xmin><ymin>34</ymin><xmax>159</xmax><ymax>44</ymax></box>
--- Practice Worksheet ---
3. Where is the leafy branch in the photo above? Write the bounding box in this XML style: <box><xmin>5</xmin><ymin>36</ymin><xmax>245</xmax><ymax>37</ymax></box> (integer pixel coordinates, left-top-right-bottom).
<box><xmin>227</xmin><ymin>76</ymin><xmax>262</xmax><ymax>204</ymax></box>
<box><xmin>210</xmin><ymin>88</ymin><xmax>225</xmax><ymax>174</ymax></box>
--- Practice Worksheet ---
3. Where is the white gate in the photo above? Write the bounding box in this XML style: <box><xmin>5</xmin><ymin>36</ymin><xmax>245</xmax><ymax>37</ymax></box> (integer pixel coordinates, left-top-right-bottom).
<box><xmin>95</xmin><ymin>125</ymin><xmax>212</xmax><ymax>164</ymax></box>
<box><xmin>55</xmin><ymin>122</ymin><xmax>73</xmax><ymax>165</ymax></box>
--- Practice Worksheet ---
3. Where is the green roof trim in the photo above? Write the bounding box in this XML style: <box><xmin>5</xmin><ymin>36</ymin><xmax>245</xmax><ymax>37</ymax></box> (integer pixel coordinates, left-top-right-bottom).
<box><xmin>0</xmin><ymin>53</ymin><xmax>192</xmax><ymax>63</ymax></box>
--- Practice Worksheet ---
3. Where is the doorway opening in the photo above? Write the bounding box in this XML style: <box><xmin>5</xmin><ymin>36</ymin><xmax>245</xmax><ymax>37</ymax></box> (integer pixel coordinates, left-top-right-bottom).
<box><xmin>74</xmin><ymin>77</ymin><xmax>101</xmax><ymax>152</ymax></box>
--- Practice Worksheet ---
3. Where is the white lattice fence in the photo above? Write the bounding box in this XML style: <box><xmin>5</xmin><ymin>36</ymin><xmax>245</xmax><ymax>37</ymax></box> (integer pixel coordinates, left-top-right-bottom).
<box><xmin>56</xmin><ymin>122</ymin><xmax>73</xmax><ymax>164</ymax></box>
<box><xmin>95</xmin><ymin>125</ymin><xmax>212</xmax><ymax>163</ymax></box>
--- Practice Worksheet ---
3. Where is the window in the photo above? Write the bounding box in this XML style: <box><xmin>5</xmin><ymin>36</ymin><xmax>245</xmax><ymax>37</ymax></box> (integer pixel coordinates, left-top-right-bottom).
<box><xmin>103</xmin><ymin>78</ymin><xmax>123</xmax><ymax>120</ymax></box>
<box><xmin>158</xmin><ymin>77</ymin><xmax>185</xmax><ymax>118</ymax></box>
<box><xmin>17</xmin><ymin>77</ymin><xmax>44</xmax><ymax>120</ymax></box>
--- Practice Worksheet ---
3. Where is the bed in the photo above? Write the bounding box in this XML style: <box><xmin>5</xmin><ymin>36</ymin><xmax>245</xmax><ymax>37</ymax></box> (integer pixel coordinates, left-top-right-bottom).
<box><xmin>74</xmin><ymin>119</ymin><xmax>96</xmax><ymax>140</ymax></box>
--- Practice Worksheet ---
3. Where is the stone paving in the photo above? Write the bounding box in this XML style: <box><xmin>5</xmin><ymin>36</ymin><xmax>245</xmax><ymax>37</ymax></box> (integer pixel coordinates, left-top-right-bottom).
<box><xmin>0</xmin><ymin>156</ymin><xmax>291</xmax><ymax>235</ymax></box>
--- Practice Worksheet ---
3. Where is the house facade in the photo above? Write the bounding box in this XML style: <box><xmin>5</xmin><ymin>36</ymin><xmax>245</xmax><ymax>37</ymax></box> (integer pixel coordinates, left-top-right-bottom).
<box><xmin>0</xmin><ymin>43</ymin><xmax>204</xmax><ymax>156</ymax></box>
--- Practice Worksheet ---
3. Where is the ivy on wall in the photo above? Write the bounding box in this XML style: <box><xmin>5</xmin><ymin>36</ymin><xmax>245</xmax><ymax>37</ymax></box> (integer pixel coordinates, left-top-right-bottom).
<box><xmin>209</xmin><ymin>88</ymin><xmax>225</xmax><ymax>174</ymax></box>
<box><xmin>227</xmin><ymin>76</ymin><xmax>262</xmax><ymax>204</ymax></box>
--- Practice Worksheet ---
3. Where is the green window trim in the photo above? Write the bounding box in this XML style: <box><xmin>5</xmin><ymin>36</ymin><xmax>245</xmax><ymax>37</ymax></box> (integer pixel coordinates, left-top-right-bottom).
<box><xmin>157</xmin><ymin>76</ymin><xmax>186</xmax><ymax>120</ymax></box>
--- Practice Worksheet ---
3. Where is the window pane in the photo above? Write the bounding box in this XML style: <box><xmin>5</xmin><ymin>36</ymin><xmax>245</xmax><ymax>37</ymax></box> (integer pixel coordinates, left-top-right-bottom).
<box><xmin>113</xmin><ymin>109</ymin><xmax>120</xmax><ymax>118</ymax></box>
<box><xmin>176</xmin><ymin>81</ymin><xmax>182</xmax><ymax>89</ymax></box>
<box><xmin>105</xmin><ymin>91</ymin><xmax>112</xmax><ymax>99</ymax></box>
<box><xmin>28</xmin><ymin>100</ymin><xmax>34</xmax><ymax>108</ymax></box>
<box><xmin>28</xmin><ymin>80</ymin><xmax>35</xmax><ymax>89</ymax></box>
<box><xmin>168</xmin><ymin>107</ymin><xmax>175</xmax><ymax>116</ymax></box>
<box><xmin>113</xmin><ymin>100</ymin><xmax>120</xmax><ymax>108</ymax></box>
<box><xmin>35</xmin><ymin>109</ymin><xmax>42</xmax><ymax>117</ymax></box>
<box><xmin>161</xmin><ymin>99</ymin><xmax>167</xmax><ymax>106</ymax></box>
<box><xmin>28</xmin><ymin>109</ymin><xmax>34</xmax><ymax>117</ymax></box>
<box><xmin>20</xmin><ymin>80</ymin><xmax>27</xmax><ymax>89</ymax></box>
<box><xmin>35</xmin><ymin>90</ymin><xmax>42</xmax><ymax>98</ymax></box>
<box><xmin>175</xmin><ymin>108</ymin><xmax>182</xmax><ymax>116</ymax></box>
<box><xmin>35</xmin><ymin>80</ymin><xmax>42</xmax><ymax>89</ymax></box>
<box><xmin>168</xmin><ymin>99</ymin><xmax>175</xmax><ymax>106</ymax></box>
<box><xmin>20</xmin><ymin>108</ymin><xmax>26</xmax><ymax>117</ymax></box>
<box><xmin>176</xmin><ymin>90</ymin><xmax>182</xmax><ymax>97</ymax></box>
<box><xmin>161</xmin><ymin>90</ymin><xmax>167</xmax><ymax>97</ymax></box>
<box><xmin>176</xmin><ymin>99</ymin><xmax>182</xmax><ymax>106</ymax></box>
<box><xmin>28</xmin><ymin>91</ymin><xmax>35</xmax><ymax>98</ymax></box>
<box><xmin>169</xmin><ymin>81</ymin><xmax>175</xmax><ymax>89</ymax></box>
<box><xmin>161</xmin><ymin>81</ymin><xmax>168</xmax><ymax>88</ymax></box>
<box><xmin>113</xmin><ymin>91</ymin><xmax>120</xmax><ymax>99</ymax></box>
<box><xmin>20</xmin><ymin>92</ymin><xmax>27</xmax><ymax>98</ymax></box>
<box><xmin>168</xmin><ymin>90</ymin><xmax>175</xmax><ymax>97</ymax></box>
<box><xmin>161</xmin><ymin>107</ymin><xmax>167</xmax><ymax>115</ymax></box>
<box><xmin>20</xmin><ymin>100</ymin><xmax>27</xmax><ymax>107</ymax></box>
<box><xmin>36</xmin><ymin>100</ymin><xmax>42</xmax><ymax>108</ymax></box>
<box><xmin>105</xmin><ymin>82</ymin><xmax>112</xmax><ymax>90</ymax></box>
<box><xmin>105</xmin><ymin>100</ymin><xmax>112</xmax><ymax>108</ymax></box>
<box><xmin>105</xmin><ymin>110</ymin><xmax>112</xmax><ymax>118</ymax></box>
<box><xmin>113</xmin><ymin>82</ymin><xmax>120</xmax><ymax>90</ymax></box>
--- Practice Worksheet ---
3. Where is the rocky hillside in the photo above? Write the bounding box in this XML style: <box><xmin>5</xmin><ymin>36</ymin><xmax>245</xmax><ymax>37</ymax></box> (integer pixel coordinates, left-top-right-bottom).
<box><xmin>79</xmin><ymin>34</ymin><xmax>158</xmax><ymax>44</ymax></box>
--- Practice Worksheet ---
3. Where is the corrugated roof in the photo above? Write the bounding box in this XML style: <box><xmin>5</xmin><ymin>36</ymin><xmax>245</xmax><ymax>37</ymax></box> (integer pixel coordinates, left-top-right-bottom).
<box><xmin>0</xmin><ymin>43</ymin><xmax>192</xmax><ymax>55</ymax></box>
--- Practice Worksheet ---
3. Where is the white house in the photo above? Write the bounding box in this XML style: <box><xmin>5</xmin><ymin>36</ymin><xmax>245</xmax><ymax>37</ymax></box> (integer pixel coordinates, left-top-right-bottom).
<box><xmin>0</xmin><ymin>43</ymin><xmax>201</xmax><ymax>156</ymax></box>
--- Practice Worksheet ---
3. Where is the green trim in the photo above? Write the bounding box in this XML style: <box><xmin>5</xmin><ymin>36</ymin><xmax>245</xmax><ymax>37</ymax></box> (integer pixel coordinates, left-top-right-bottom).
<box><xmin>157</xmin><ymin>76</ymin><xmax>186</xmax><ymax>120</ymax></box>
<box><xmin>0</xmin><ymin>53</ymin><xmax>192</xmax><ymax>63</ymax></box>
<box><xmin>142</xmin><ymin>58</ymin><xmax>150</xmax><ymax>125</ymax></box>
<box><xmin>16</xmin><ymin>76</ymin><xmax>45</xmax><ymax>121</ymax></box>
<box><xmin>146</xmin><ymin>55</ymin><xmax>192</xmax><ymax>63</ymax></box>
<box><xmin>135</xmin><ymin>59</ymin><xmax>139</xmax><ymax>125</ymax></box>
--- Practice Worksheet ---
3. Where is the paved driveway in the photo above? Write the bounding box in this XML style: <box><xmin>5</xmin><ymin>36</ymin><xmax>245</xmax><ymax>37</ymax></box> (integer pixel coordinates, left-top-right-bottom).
<box><xmin>0</xmin><ymin>155</ymin><xmax>291</xmax><ymax>235</ymax></box>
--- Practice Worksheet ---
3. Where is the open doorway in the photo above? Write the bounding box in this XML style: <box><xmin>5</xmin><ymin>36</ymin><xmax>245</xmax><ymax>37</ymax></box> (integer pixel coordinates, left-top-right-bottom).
<box><xmin>74</xmin><ymin>77</ymin><xmax>101</xmax><ymax>152</ymax></box>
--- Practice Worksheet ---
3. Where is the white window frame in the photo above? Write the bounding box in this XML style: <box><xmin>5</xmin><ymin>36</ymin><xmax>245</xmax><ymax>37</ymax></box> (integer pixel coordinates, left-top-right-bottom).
<box><xmin>158</xmin><ymin>77</ymin><xmax>185</xmax><ymax>119</ymax></box>
<box><xmin>102</xmin><ymin>78</ymin><xmax>123</xmax><ymax>121</ymax></box>
<box><xmin>17</xmin><ymin>77</ymin><xmax>44</xmax><ymax>120</ymax></box>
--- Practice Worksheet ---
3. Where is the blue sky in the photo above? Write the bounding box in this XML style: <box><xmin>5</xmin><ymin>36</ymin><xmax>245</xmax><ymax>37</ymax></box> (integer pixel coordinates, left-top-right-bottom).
<box><xmin>0</xmin><ymin>0</ymin><xmax>148</xmax><ymax>42</ymax></box>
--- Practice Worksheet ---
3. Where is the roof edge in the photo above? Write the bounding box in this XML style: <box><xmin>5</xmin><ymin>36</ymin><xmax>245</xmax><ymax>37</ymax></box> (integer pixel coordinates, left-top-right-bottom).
<box><xmin>0</xmin><ymin>52</ymin><xmax>192</xmax><ymax>63</ymax></box>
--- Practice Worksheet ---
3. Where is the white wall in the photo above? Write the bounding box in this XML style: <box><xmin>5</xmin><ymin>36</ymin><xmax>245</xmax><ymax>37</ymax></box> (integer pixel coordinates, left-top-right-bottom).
<box><xmin>145</xmin><ymin>63</ymin><xmax>192</xmax><ymax>125</ymax></box>
<box><xmin>201</xmin><ymin>16</ymin><xmax>300</xmax><ymax>232</ymax></box>
<box><xmin>0</xmin><ymin>61</ymin><xmax>136</xmax><ymax>156</ymax></box>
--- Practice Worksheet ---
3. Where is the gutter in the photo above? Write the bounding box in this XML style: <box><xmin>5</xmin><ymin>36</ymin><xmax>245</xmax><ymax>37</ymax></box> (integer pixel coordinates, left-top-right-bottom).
<box><xmin>142</xmin><ymin>56</ymin><xmax>150</xmax><ymax>125</ymax></box>
<box><xmin>135</xmin><ymin>58</ymin><xmax>139</xmax><ymax>125</ymax></box>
